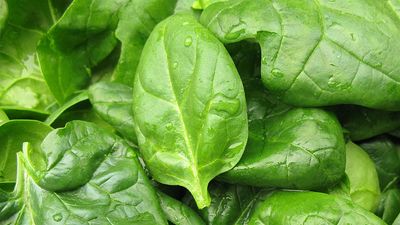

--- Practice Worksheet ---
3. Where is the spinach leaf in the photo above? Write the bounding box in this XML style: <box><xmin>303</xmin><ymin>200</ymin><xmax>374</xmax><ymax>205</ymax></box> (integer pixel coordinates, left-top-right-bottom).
<box><xmin>44</xmin><ymin>91</ymin><xmax>115</xmax><ymax>132</ymax></box>
<box><xmin>333</xmin><ymin>106</ymin><xmax>400</xmax><ymax>141</ymax></box>
<box><xmin>0</xmin><ymin>120</ymin><xmax>52</xmax><ymax>184</ymax></box>
<box><xmin>0</xmin><ymin>0</ymin><xmax>6</xmax><ymax>34</ymax></box>
<box><xmin>394</xmin><ymin>212</ymin><xmax>400</xmax><ymax>225</ymax></box>
<box><xmin>184</xmin><ymin>182</ymin><xmax>262</xmax><ymax>225</ymax></box>
<box><xmin>44</xmin><ymin>91</ymin><xmax>89</xmax><ymax>125</ymax></box>
<box><xmin>247</xmin><ymin>191</ymin><xmax>386</xmax><ymax>225</ymax></box>
<box><xmin>201</xmin><ymin>0</ymin><xmax>400</xmax><ymax>110</ymax></box>
<box><xmin>330</xmin><ymin>142</ymin><xmax>381</xmax><ymax>212</ymax></box>
<box><xmin>89</xmin><ymin>82</ymin><xmax>137</xmax><ymax>143</ymax></box>
<box><xmin>133</xmin><ymin>14</ymin><xmax>248</xmax><ymax>209</ymax></box>
<box><xmin>376</xmin><ymin>188</ymin><xmax>400</xmax><ymax>224</ymax></box>
<box><xmin>175</xmin><ymin>0</ymin><xmax>201</xmax><ymax>17</ymax></box>
<box><xmin>0</xmin><ymin>153</ymin><xmax>28</xmax><ymax>224</ymax></box>
<box><xmin>2</xmin><ymin>121</ymin><xmax>168</xmax><ymax>224</ymax></box>
<box><xmin>0</xmin><ymin>0</ymin><xmax>55</xmax><ymax>114</ymax></box>
<box><xmin>37</xmin><ymin>0</ymin><xmax>177</xmax><ymax>103</ymax></box>
<box><xmin>220</xmin><ymin>77</ymin><xmax>345</xmax><ymax>190</ymax></box>
<box><xmin>360</xmin><ymin>136</ymin><xmax>400</xmax><ymax>191</ymax></box>
<box><xmin>390</xmin><ymin>128</ymin><xmax>400</xmax><ymax>138</ymax></box>
<box><xmin>157</xmin><ymin>191</ymin><xmax>205</xmax><ymax>225</ymax></box>
<box><xmin>48</xmin><ymin>0</ymin><xmax>73</xmax><ymax>19</ymax></box>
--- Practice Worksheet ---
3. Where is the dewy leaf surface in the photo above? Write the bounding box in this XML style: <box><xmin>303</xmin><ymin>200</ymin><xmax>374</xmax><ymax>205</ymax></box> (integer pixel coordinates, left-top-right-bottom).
<box><xmin>0</xmin><ymin>0</ymin><xmax>55</xmax><ymax>113</ymax></box>
<box><xmin>133</xmin><ymin>14</ymin><xmax>248</xmax><ymax>209</ymax></box>
<box><xmin>2</xmin><ymin>121</ymin><xmax>167</xmax><ymax>224</ymax></box>
<box><xmin>219</xmin><ymin>77</ymin><xmax>346</xmax><ymax>190</ymax></box>
<box><xmin>201</xmin><ymin>0</ymin><xmax>400</xmax><ymax>110</ymax></box>
<box><xmin>37</xmin><ymin>0</ymin><xmax>177</xmax><ymax>103</ymax></box>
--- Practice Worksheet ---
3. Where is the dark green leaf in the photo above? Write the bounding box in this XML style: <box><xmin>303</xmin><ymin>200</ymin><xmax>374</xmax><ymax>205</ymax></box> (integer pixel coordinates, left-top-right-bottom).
<box><xmin>0</xmin><ymin>0</ymin><xmax>6</xmax><ymax>34</ymax></box>
<box><xmin>89</xmin><ymin>82</ymin><xmax>137</xmax><ymax>143</ymax></box>
<box><xmin>184</xmin><ymin>182</ymin><xmax>262</xmax><ymax>225</ymax></box>
<box><xmin>37</xmin><ymin>0</ymin><xmax>177</xmax><ymax>103</ymax></box>
<box><xmin>360</xmin><ymin>136</ymin><xmax>400</xmax><ymax>191</ymax></box>
<box><xmin>376</xmin><ymin>188</ymin><xmax>400</xmax><ymax>224</ymax></box>
<box><xmin>333</xmin><ymin>106</ymin><xmax>400</xmax><ymax>141</ymax></box>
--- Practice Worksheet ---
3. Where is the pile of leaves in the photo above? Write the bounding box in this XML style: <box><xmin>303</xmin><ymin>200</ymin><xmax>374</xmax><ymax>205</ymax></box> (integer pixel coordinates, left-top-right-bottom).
<box><xmin>1</xmin><ymin>0</ymin><xmax>400</xmax><ymax>224</ymax></box>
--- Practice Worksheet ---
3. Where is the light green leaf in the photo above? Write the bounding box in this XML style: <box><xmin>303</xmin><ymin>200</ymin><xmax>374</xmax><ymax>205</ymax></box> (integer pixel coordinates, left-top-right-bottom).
<box><xmin>133</xmin><ymin>14</ymin><xmax>248</xmax><ymax>208</ymax></box>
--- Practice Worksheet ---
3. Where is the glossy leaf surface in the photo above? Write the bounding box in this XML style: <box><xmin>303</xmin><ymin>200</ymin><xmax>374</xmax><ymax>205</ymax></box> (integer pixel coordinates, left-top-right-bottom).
<box><xmin>38</xmin><ymin>0</ymin><xmax>177</xmax><ymax>103</ymax></box>
<box><xmin>201</xmin><ymin>0</ymin><xmax>400</xmax><ymax>110</ymax></box>
<box><xmin>133</xmin><ymin>14</ymin><xmax>248</xmax><ymax>208</ymax></box>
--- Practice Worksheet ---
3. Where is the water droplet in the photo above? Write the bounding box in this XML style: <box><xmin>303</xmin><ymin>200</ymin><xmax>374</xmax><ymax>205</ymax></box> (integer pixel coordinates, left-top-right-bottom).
<box><xmin>53</xmin><ymin>213</ymin><xmax>63</xmax><ymax>222</ymax></box>
<box><xmin>165</xmin><ymin>123</ymin><xmax>174</xmax><ymax>131</ymax></box>
<box><xmin>209</xmin><ymin>93</ymin><xmax>241</xmax><ymax>115</ymax></box>
<box><xmin>182</xmin><ymin>22</ymin><xmax>189</xmax><ymax>25</ymax></box>
<box><xmin>173</xmin><ymin>62</ymin><xmax>178</xmax><ymax>69</ymax></box>
<box><xmin>184</xmin><ymin>36</ymin><xmax>192</xmax><ymax>47</ymax></box>
<box><xmin>271</xmin><ymin>68</ymin><xmax>284</xmax><ymax>78</ymax></box>
<box><xmin>328</xmin><ymin>76</ymin><xmax>340</xmax><ymax>88</ymax></box>
<box><xmin>261</xmin><ymin>56</ymin><xmax>268</xmax><ymax>64</ymax></box>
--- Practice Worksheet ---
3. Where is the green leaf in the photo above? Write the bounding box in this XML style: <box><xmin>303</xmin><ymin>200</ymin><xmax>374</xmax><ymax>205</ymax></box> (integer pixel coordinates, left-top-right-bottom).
<box><xmin>360</xmin><ymin>136</ymin><xmax>400</xmax><ymax>191</ymax></box>
<box><xmin>133</xmin><ymin>14</ymin><xmax>248</xmax><ymax>209</ymax></box>
<box><xmin>0</xmin><ymin>109</ymin><xmax>7</xmax><ymax>124</ymax></box>
<box><xmin>157</xmin><ymin>191</ymin><xmax>205</xmax><ymax>225</ymax></box>
<box><xmin>247</xmin><ymin>191</ymin><xmax>386</xmax><ymax>225</ymax></box>
<box><xmin>2</xmin><ymin>121</ymin><xmax>168</xmax><ymax>224</ymax></box>
<box><xmin>44</xmin><ymin>91</ymin><xmax>89</xmax><ymax>125</ymax></box>
<box><xmin>394</xmin><ymin>212</ymin><xmax>400</xmax><ymax>225</ymax></box>
<box><xmin>0</xmin><ymin>0</ymin><xmax>6</xmax><ymax>34</ymax></box>
<box><xmin>192</xmin><ymin>0</ymin><xmax>227</xmax><ymax>9</ymax></box>
<box><xmin>201</xmin><ymin>0</ymin><xmax>400</xmax><ymax>110</ymax></box>
<box><xmin>220</xmin><ymin>77</ymin><xmax>346</xmax><ymax>190</ymax></box>
<box><xmin>37</xmin><ymin>0</ymin><xmax>177</xmax><ymax>103</ymax></box>
<box><xmin>333</xmin><ymin>106</ymin><xmax>400</xmax><ymax>141</ymax></box>
<box><xmin>0</xmin><ymin>120</ymin><xmax>52</xmax><ymax>184</ymax></box>
<box><xmin>175</xmin><ymin>0</ymin><xmax>202</xmax><ymax>18</ymax></box>
<box><xmin>184</xmin><ymin>182</ymin><xmax>262</xmax><ymax>225</ymax></box>
<box><xmin>0</xmin><ymin>0</ymin><xmax>55</xmax><ymax>114</ymax></box>
<box><xmin>376</xmin><ymin>188</ymin><xmax>400</xmax><ymax>224</ymax></box>
<box><xmin>331</xmin><ymin>142</ymin><xmax>381</xmax><ymax>212</ymax></box>
<box><xmin>44</xmin><ymin>91</ymin><xmax>115</xmax><ymax>132</ymax></box>
<box><xmin>89</xmin><ymin>82</ymin><xmax>137</xmax><ymax>143</ymax></box>
<box><xmin>390</xmin><ymin>128</ymin><xmax>400</xmax><ymax>138</ymax></box>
